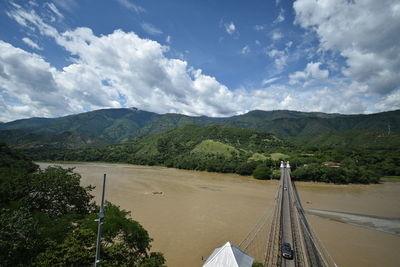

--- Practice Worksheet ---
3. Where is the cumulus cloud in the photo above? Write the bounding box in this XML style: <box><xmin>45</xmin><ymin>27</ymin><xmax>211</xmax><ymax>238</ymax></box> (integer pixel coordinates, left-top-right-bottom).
<box><xmin>0</xmin><ymin>41</ymin><xmax>68</xmax><ymax>120</ymax></box>
<box><xmin>293</xmin><ymin>0</ymin><xmax>400</xmax><ymax>95</ymax></box>
<box><xmin>141</xmin><ymin>22</ymin><xmax>162</xmax><ymax>35</ymax></box>
<box><xmin>289</xmin><ymin>62</ymin><xmax>329</xmax><ymax>85</ymax></box>
<box><xmin>21</xmin><ymin>37</ymin><xmax>42</xmax><ymax>50</ymax></box>
<box><xmin>1</xmin><ymin>2</ymin><xmax>397</xmax><ymax>122</ymax></box>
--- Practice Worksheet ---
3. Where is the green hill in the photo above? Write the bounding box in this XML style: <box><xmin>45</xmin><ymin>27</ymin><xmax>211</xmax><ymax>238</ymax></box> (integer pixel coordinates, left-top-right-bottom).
<box><xmin>32</xmin><ymin>125</ymin><xmax>287</xmax><ymax>174</ymax></box>
<box><xmin>191</xmin><ymin>140</ymin><xmax>239</xmax><ymax>157</ymax></box>
<box><xmin>1</xmin><ymin>109</ymin><xmax>399</xmax><ymax>146</ymax></box>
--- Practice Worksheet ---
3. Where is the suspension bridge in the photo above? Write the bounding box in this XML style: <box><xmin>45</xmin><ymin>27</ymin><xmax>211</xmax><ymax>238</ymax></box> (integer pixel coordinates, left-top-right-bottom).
<box><xmin>236</xmin><ymin>162</ymin><xmax>337</xmax><ymax>267</ymax></box>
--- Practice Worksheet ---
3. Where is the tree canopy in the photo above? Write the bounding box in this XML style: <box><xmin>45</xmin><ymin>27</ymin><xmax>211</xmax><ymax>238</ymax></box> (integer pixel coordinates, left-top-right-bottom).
<box><xmin>0</xmin><ymin>141</ymin><xmax>165</xmax><ymax>266</ymax></box>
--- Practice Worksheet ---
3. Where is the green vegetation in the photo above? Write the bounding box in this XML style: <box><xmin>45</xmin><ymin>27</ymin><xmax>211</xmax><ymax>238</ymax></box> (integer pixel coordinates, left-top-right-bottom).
<box><xmin>382</xmin><ymin>176</ymin><xmax>400</xmax><ymax>179</ymax></box>
<box><xmin>252</xmin><ymin>165</ymin><xmax>272</xmax><ymax>180</ymax></box>
<box><xmin>289</xmin><ymin>130</ymin><xmax>400</xmax><ymax>150</ymax></box>
<box><xmin>1</xmin><ymin>108</ymin><xmax>399</xmax><ymax>185</ymax></box>
<box><xmin>291</xmin><ymin>163</ymin><xmax>378</xmax><ymax>184</ymax></box>
<box><xmin>1</xmin><ymin>108</ymin><xmax>399</xmax><ymax>145</ymax></box>
<box><xmin>191</xmin><ymin>140</ymin><xmax>239</xmax><ymax>157</ymax></box>
<box><xmin>269</xmin><ymin>152</ymin><xmax>289</xmax><ymax>161</ymax></box>
<box><xmin>0</xmin><ymin>142</ymin><xmax>165</xmax><ymax>266</ymax></box>
<box><xmin>248</xmin><ymin>153</ymin><xmax>267</xmax><ymax>161</ymax></box>
<box><xmin>26</xmin><ymin>125</ymin><xmax>288</xmax><ymax>176</ymax></box>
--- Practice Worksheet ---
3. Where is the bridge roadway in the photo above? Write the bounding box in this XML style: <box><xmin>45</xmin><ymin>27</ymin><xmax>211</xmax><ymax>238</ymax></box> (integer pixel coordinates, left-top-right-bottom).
<box><xmin>281</xmin><ymin>167</ymin><xmax>295</xmax><ymax>267</ymax></box>
<box><xmin>270</xmin><ymin>165</ymin><xmax>327</xmax><ymax>267</ymax></box>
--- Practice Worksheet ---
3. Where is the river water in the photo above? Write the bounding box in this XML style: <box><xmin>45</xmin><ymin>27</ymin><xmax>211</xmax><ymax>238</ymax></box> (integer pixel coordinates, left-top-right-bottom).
<box><xmin>38</xmin><ymin>162</ymin><xmax>400</xmax><ymax>267</ymax></box>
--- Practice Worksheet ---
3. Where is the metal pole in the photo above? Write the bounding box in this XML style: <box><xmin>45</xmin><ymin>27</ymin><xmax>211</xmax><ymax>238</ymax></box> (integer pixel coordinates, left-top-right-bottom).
<box><xmin>95</xmin><ymin>174</ymin><xmax>106</xmax><ymax>267</ymax></box>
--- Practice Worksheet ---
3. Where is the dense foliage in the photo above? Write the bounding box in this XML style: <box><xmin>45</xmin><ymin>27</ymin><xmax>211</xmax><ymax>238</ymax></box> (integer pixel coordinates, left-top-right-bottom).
<box><xmin>14</xmin><ymin>123</ymin><xmax>400</xmax><ymax>184</ymax></box>
<box><xmin>0</xmin><ymin>142</ymin><xmax>165</xmax><ymax>266</ymax></box>
<box><xmin>288</xmin><ymin>147</ymin><xmax>399</xmax><ymax>183</ymax></box>
<box><xmin>26</xmin><ymin>125</ymin><xmax>289</xmax><ymax>175</ymax></box>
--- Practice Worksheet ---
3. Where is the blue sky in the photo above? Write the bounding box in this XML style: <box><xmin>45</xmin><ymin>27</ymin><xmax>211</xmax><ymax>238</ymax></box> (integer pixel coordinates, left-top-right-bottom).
<box><xmin>0</xmin><ymin>0</ymin><xmax>399</xmax><ymax>121</ymax></box>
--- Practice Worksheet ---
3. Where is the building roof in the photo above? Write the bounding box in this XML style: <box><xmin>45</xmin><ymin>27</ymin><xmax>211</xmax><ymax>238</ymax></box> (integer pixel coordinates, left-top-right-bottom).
<box><xmin>203</xmin><ymin>242</ymin><xmax>254</xmax><ymax>267</ymax></box>
<box><xmin>322</xmin><ymin>161</ymin><xmax>341</xmax><ymax>167</ymax></box>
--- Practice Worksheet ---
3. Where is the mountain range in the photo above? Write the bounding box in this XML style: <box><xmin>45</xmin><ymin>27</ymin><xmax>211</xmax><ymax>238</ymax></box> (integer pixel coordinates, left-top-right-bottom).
<box><xmin>0</xmin><ymin>108</ymin><xmax>399</xmax><ymax>150</ymax></box>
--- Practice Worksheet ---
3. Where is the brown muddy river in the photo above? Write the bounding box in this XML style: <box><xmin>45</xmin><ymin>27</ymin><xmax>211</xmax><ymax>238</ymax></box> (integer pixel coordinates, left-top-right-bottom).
<box><xmin>38</xmin><ymin>163</ymin><xmax>400</xmax><ymax>267</ymax></box>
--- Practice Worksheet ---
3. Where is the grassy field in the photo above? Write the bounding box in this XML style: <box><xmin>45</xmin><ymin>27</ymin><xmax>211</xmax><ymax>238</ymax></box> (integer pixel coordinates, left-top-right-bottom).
<box><xmin>248</xmin><ymin>153</ymin><xmax>267</xmax><ymax>161</ymax></box>
<box><xmin>269</xmin><ymin>152</ymin><xmax>289</xmax><ymax>161</ymax></box>
<box><xmin>191</xmin><ymin>140</ymin><xmax>239</xmax><ymax>157</ymax></box>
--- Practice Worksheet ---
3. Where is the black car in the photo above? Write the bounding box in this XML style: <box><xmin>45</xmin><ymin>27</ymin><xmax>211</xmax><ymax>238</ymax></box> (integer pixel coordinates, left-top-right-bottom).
<box><xmin>282</xmin><ymin>242</ymin><xmax>293</xmax><ymax>259</ymax></box>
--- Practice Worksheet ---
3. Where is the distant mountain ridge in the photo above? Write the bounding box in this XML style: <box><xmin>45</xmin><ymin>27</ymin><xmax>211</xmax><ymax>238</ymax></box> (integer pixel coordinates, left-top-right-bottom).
<box><xmin>0</xmin><ymin>108</ymin><xmax>399</xmax><ymax>146</ymax></box>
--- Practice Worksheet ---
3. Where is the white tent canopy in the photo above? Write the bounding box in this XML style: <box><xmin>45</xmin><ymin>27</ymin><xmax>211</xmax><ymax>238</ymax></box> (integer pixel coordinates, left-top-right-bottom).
<box><xmin>203</xmin><ymin>242</ymin><xmax>254</xmax><ymax>267</ymax></box>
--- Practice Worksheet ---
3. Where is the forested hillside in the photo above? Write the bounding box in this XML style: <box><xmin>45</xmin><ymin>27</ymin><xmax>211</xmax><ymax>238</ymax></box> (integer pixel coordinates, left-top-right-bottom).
<box><xmin>21</xmin><ymin>124</ymin><xmax>398</xmax><ymax>184</ymax></box>
<box><xmin>0</xmin><ymin>108</ymin><xmax>398</xmax><ymax>146</ymax></box>
<box><xmin>27</xmin><ymin>125</ymin><xmax>289</xmax><ymax>176</ymax></box>
<box><xmin>1</xmin><ymin>108</ymin><xmax>398</xmax><ymax>185</ymax></box>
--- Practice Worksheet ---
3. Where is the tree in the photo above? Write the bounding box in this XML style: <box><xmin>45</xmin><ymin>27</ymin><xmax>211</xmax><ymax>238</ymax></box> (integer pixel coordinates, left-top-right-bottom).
<box><xmin>34</xmin><ymin>229</ymin><xmax>95</xmax><ymax>267</ymax></box>
<box><xmin>0</xmin><ymin>207</ymin><xmax>38</xmax><ymax>266</ymax></box>
<box><xmin>27</xmin><ymin>167</ymin><xmax>95</xmax><ymax>218</ymax></box>
<box><xmin>253</xmin><ymin>164</ymin><xmax>272</xmax><ymax>180</ymax></box>
<box><xmin>80</xmin><ymin>202</ymin><xmax>165</xmax><ymax>266</ymax></box>
<box><xmin>236</xmin><ymin>161</ymin><xmax>257</xmax><ymax>175</ymax></box>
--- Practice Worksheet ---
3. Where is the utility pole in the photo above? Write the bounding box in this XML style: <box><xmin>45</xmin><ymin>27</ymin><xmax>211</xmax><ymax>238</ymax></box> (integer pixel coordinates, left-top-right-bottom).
<box><xmin>95</xmin><ymin>174</ymin><xmax>106</xmax><ymax>267</ymax></box>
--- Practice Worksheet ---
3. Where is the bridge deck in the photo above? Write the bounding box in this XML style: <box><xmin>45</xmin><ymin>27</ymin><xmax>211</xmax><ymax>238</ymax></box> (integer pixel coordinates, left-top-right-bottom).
<box><xmin>264</xmin><ymin>165</ymin><xmax>332</xmax><ymax>267</ymax></box>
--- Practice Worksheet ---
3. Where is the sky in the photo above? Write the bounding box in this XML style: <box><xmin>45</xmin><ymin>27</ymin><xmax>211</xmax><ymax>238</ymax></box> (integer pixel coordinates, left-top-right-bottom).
<box><xmin>0</xmin><ymin>0</ymin><xmax>399</xmax><ymax>122</ymax></box>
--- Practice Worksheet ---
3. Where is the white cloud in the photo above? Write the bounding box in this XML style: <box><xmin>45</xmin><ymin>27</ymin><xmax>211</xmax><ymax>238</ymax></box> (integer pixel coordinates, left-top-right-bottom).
<box><xmin>2</xmin><ymin>3</ymin><xmax>396</xmax><ymax>122</ymax></box>
<box><xmin>262</xmin><ymin>77</ymin><xmax>280</xmax><ymax>85</ymax></box>
<box><xmin>271</xmin><ymin>31</ymin><xmax>283</xmax><ymax>41</ymax></box>
<box><xmin>294</xmin><ymin>0</ymin><xmax>400</xmax><ymax>95</ymax></box>
<box><xmin>10</xmin><ymin>1</ymin><xmax>21</xmax><ymax>9</ymax></box>
<box><xmin>141</xmin><ymin>22</ymin><xmax>162</xmax><ymax>35</ymax></box>
<box><xmin>21</xmin><ymin>37</ymin><xmax>42</xmax><ymax>50</ymax></box>
<box><xmin>52</xmin><ymin>0</ymin><xmax>77</xmax><ymax>12</ymax></box>
<box><xmin>289</xmin><ymin>62</ymin><xmax>329</xmax><ymax>85</ymax></box>
<box><xmin>225</xmin><ymin>22</ymin><xmax>236</xmax><ymax>35</ymax></box>
<box><xmin>7</xmin><ymin>8</ymin><xmax>59</xmax><ymax>38</ymax></box>
<box><xmin>241</xmin><ymin>45</ymin><xmax>250</xmax><ymax>55</ymax></box>
<box><xmin>166</xmin><ymin>35</ymin><xmax>171</xmax><ymax>43</ymax></box>
<box><xmin>116</xmin><ymin>0</ymin><xmax>144</xmax><ymax>13</ymax></box>
<box><xmin>254</xmin><ymin>25</ymin><xmax>265</xmax><ymax>31</ymax></box>
<box><xmin>273</xmin><ymin>8</ymin><xmax>285</xmax><ymax>24</ymax></box>
<box><xmin>266</xmin><ymin>48</ymin><xmax>288</xmax><ymax>73</ymax></box>
<box><xmin>46</xmin><ymin>2</ymin><xmax>63</xmax><ymax>20</ymax></box>
<box><xmin>28</xmin><ymin>1</ymin><xmax>38</xmax><ymax>7</ymax></box>
<box><xmin>375</xmin><ymin>89</ymin><xmax>400</xmax><ymax>112</ymax></box>
<box><xmin>0</xmin><ymin>41</ymin><xmax>68</xmax><ymax>121</ymax></box>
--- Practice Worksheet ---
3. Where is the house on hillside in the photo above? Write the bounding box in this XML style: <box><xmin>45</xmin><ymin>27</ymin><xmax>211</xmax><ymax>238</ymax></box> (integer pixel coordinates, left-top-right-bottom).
<box><xmin>322</xmin><ymin>161</ymin><xmax>341</xmax><ymax>168</ymax></box>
